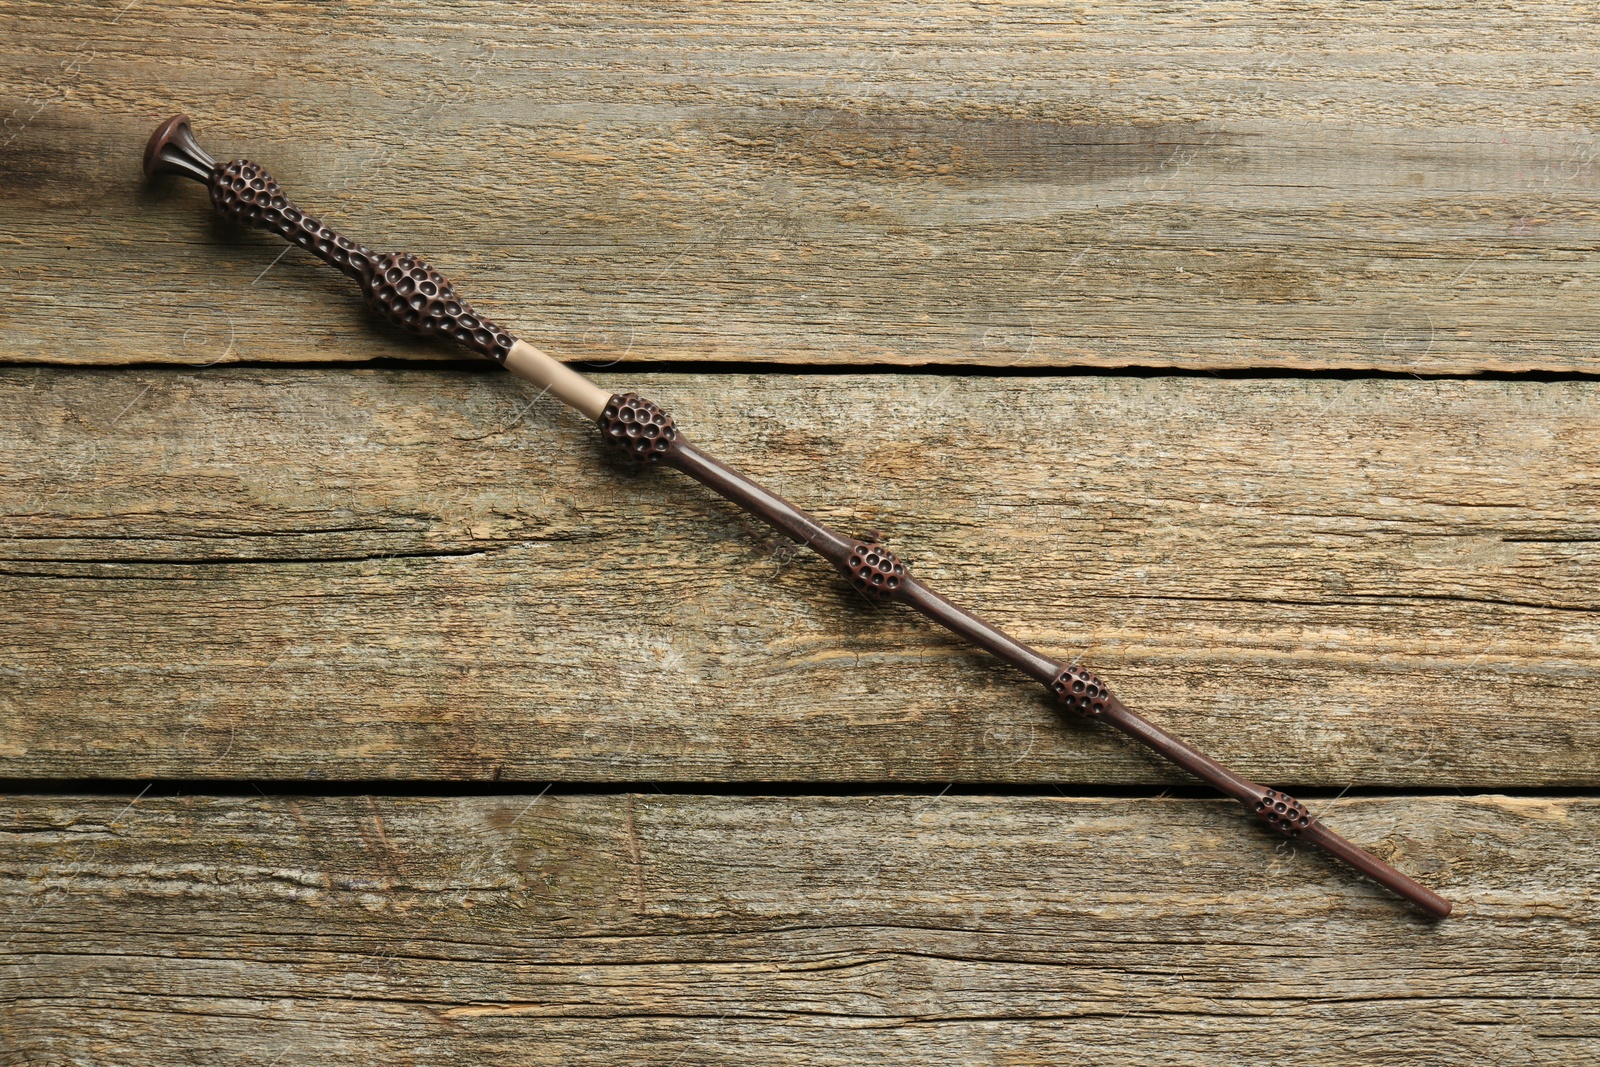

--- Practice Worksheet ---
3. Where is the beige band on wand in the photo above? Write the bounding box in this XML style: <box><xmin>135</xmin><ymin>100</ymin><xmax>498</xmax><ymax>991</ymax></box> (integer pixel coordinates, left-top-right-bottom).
<box><xmin>504</xmin><ymin>339</ymin><xmax>611</xmax><ymax>421</ymax></box>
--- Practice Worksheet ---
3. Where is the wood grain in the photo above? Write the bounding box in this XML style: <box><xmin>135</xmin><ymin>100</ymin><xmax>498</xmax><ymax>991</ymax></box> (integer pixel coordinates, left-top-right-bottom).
<box><xmin>1</xmin><ymin>791</ymin><xmax>1592</xmax><ymax>1065</ymax></box>
<box><xmin>3</xmin><ymin>367</ymin><xmax>1596</xmax><ymax>785</ymax></box>
<box><xmin>5</xmin><ymin>4</ymin><xmax>1597</xmax><ymax>1057</ymax></box>
<box><xmin>5</xmin><ymin>1</ymin><xmax>1600</xmax><ymax>371</ymax></box>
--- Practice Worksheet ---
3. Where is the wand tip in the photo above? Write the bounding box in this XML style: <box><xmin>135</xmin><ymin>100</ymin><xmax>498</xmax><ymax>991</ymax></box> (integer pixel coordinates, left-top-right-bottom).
<box><xmin>144</xmin><ymin>113</ymin><xmax>216</xmax><ymax>184</ymax></box>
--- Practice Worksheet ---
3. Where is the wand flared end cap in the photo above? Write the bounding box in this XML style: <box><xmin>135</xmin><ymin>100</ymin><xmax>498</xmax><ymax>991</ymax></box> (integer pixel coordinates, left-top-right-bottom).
<box><xmin>144</xmin><ymin>114</ymin><xmax>217</xmax><ymax>184</ymax></box>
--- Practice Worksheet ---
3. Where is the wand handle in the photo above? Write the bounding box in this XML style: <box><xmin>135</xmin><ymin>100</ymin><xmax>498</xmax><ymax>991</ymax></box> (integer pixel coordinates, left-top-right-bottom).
<box><xmin>146</xmin><ymin>116</ymin><xmax>514</xmax><ymax>362</ymax></box>
<box><xmin>144</xmin><ymin>114</ymin><xmax>609</xmax><ymax>416</ymax></box>
<box><xmin>145</xmin><ymin>115</ymin><xmax>1452</xmax><ymax>919</ymax></box>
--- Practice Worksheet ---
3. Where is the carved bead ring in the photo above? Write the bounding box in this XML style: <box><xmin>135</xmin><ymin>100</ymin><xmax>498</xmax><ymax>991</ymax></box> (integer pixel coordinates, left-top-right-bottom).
<box><xmin>1050</xmin><ymin>663</ymin><xmax>1111</xmax><ymax>717</ymax></box>
<box><xmin>842</xmin><ymin>541</ymin><xmax>906</xmax><ymax>601</ymax></box>
<box><xmin>1253</xmin><ymin>788</ymin><xmax>1314</xmax><ymax>837</ymax></box>
<box><xmin>599</xmin><ymin>393</ymin><xmax>678</xmax><ymax>460</ymax></box>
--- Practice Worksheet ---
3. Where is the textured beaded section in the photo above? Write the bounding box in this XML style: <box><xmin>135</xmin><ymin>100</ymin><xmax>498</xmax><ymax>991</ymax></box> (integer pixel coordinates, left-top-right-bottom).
<box><xmin>207</xmin><ymin>158</ymin><xmax>514</xmax><ymax>362</ymax></box>
<box><xmin>1049</xmin><ymin>663</ymin><xmax>1111</xmax><ymax>717</ymax></box>
<box><xmin>1252</xmin><ymin>789</ymin><xmax>1314</xmax><ymax>837</ymax></box>
<box><xmin>598</xmin><ymin>393</ymin><xmax>678</xmax><ymax>460</ymax></box>
<box><xmin>840</xmin><ymin>541</ymin><xmax>906</xmax><ymax>601</ymax></box>
<box><xmin>365</xmin><ymin>252</ymin><xmax>514</xmax><ymax>359</ymax></box>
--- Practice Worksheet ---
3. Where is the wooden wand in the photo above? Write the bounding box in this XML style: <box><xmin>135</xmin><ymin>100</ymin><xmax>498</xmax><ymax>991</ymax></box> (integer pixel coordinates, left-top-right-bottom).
<box><xmin>143</xmin><ymin>114</ymin><xmax>1452</xmax><ymax>919</ymax></box>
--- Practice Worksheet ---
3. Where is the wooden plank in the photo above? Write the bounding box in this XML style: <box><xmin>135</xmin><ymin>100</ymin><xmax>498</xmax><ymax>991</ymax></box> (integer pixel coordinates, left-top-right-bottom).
<box><xmin>0</xmin><ymin>792</ymin><xmax>1593</xmax><ymax>1065</ymax></box>
<box><xmin>3</xmin><ymin>367</ymin><xmax>1597</xmax><ymax>785</ymax></box>
<box><xmin>5</xmin><ymin>1</ymin><xmax>1600</xmax><ymax>371</ymax></box>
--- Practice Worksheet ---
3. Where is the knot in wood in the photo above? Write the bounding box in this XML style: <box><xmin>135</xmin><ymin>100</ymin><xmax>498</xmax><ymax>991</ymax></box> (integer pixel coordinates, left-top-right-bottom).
<box><xmin>599</xmin><ymin>393</ymin><xmax>678</xmax><ymax>460</ymax></box>
<box><xmin>1252</xmin><ymin>788</ymin><xmax>1313</xmax><ymax>837</ymax></box>
<box><xmin>841</xmin><ymin>541</ymin><xmax>905</xmax><ymax>601</ymax></box>
<box><xmin>1050</xmin><ymin>664</ymin><xmax>1110</xmax><ymax>717</ymax></box>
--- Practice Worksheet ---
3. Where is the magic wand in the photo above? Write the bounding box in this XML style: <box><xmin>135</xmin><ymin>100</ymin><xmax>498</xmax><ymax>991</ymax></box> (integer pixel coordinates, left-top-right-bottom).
<box><xmin>143</xmin><ymin>114</ymin><xmax>1452</xmax><ymax>919</ymax></box>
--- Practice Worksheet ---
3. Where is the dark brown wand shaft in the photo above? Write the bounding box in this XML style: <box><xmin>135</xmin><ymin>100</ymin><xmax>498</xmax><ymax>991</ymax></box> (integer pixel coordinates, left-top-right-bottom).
<box><xmin>144</xmin><ymin>115</ymin><xmax>1452</xmax><ymax>919</ymax></box>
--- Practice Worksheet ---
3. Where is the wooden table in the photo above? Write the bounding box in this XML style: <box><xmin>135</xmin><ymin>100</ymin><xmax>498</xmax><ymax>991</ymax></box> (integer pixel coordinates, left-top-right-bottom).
<box><xmin>3</xmin><ymin>3</ymin><xmax>1597</xmax><ymax>1062</ymax></box>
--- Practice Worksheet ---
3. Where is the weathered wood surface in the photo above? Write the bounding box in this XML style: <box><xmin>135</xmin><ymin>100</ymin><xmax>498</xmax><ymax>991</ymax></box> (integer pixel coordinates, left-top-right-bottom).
<box><xmin>6</xmin><ymin>1</ymin><xmax>1600</xmax><ymax>371</ymax></box>
<box><xmin>1</xmin><ymin>792</ymin><xmax>1592</xmax><ymax>1065</ymax></box>
<box><xmin>4</xmin><ymin>4</ymin><xmax>1597</xmax><ymax>1058</ymax></box>
<box><xmin>3</xmin><ymin>367</ymin><xmax>1596</xmax><ymax>785</ymax></box>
